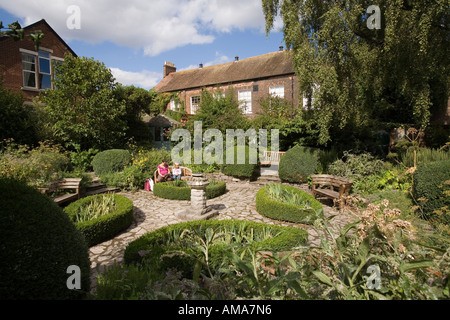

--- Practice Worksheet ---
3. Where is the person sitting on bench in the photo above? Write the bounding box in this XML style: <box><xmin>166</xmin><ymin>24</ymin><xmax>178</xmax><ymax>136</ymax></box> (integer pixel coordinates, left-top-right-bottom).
<box><xmin>172</xmin><ymin>163</ymin><xmax>182</xmax><ymax>180</ymax></box>
<box><xmin>156</xmin><ymin>160</ymin><xmax>173</xmax><ymax>182</ymax></box>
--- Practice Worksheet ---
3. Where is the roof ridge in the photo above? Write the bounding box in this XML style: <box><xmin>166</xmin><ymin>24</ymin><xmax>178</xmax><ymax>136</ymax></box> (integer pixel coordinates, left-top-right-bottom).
<box><xmin>175</xmin><ymin>50</ymin><xmax>288</xmax><ymax>75</ymax></box>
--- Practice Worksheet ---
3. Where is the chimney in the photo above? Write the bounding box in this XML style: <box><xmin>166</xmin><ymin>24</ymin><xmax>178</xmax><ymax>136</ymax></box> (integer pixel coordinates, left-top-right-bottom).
<box><xmin>199</xmin><ymin>62</ymin><xmax>203</xmax><ymax>68</ymax></box>
<box><xmin>279</xmin><ymin>46</ymin><xmax>284</xmax><ymax>51</ymax></box>
<box><xmin>235</xmin><ymin>56</ymin><xmax>239</xmax><ymax>62</ymax></box>
<box><xmin>163</xmin><ymin>61</ymin><xmax>176</xmax><ymax>77</ymax></box>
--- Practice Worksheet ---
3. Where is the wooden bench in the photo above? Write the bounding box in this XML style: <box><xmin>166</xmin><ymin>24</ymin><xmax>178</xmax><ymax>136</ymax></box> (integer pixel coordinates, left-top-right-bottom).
<box><xmin>260</xmin><ymin>151</ymin><xmax>286</xmax><ymax>165</ymax></box>
<box><xmin>41</xmin><ymin>178</ymin><xmax>82</xmax><ymax>206</ymax></box>
<box><xmin>154</xmin><ymin>166</ymin><xmax>192</xmax><ymax>183</ymax></box>
<box><xmin>310</xmin><ymin>174</ymin><xmax>354</xmax><ymax>209</ymax></box>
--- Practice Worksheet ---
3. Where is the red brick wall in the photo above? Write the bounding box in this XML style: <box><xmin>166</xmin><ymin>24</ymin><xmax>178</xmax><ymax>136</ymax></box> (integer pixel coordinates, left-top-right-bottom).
<box><xmin>168</xmin><ymin>74</ymin><xmax>300</xmax><ymax>117</ymax></box>
<box><xmin>0</xmin><ymin>20</ymin><xmax>74</xmax><ymax>101</ymax></box>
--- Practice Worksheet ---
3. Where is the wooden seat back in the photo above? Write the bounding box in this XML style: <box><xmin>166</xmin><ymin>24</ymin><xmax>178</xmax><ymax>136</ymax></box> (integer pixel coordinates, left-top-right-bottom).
<box><xmin>154</xmin><ymin>166</ymin><xmax>192</xmax><ymax>183</ymax></box>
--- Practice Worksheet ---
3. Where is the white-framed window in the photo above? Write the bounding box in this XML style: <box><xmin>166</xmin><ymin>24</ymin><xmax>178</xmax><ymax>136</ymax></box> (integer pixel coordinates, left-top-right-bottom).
<box><xmin>20</xmin><ymin>48</ymin><xmax>62</xmax><ymax>90</ymax></box>
<box><xmin>269</xmin><ymin>85</ymin><xmax>284</xmax><ymax>99</ymax></box>
<box><xmin>22</xmin><ymin>53</ymin><xmax>36</xmax><ymax>88</ymax></box>
<box><xmin>38</xmin><ymin>51</ymin><xmax>52</xmax><ymax>89</ymax></box>
<box><xmin>170</xmin><ymin>99</ymin><xmax>181</xmax><ymax>111</ymax></box>
<box><xmin>190</xmin><ymin>95</ymin><xmax>201</xmax><ymax>114</ymax></box>
<box><xmin>238</xmin><ymin>90</ymin><xmax>252</xmax><ymax>114</ymax></box>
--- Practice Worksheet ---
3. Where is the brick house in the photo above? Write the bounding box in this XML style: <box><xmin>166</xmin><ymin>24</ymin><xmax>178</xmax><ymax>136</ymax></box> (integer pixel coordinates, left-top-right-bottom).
<box><xmin>154</xmin><ymin>48</ymin><xmax>301</xmax><ymax>117</ymax></box>
<box><xmin>0</xmin><ymin>19</ymin><xmax>77</xmax><ymax>102</ymax></box>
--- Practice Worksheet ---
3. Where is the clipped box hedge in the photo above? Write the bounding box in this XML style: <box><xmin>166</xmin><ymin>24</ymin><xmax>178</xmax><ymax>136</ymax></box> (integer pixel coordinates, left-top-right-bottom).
<box><xmin>279</xmin><ymin>145</ymin><xmax>320</xmax><ymax>183</ymax></box>
<box><xmin>92</xmin><ymin>149</ymin><xmax>132</xmax><ymax>175</ymax></box>
<box><xmin>256</xmin><ymin>185</ymin><xmax>323</xmax><ymax>225</ymax></box>
<box><xmin>123</xmin><ymin>219</ymin><xmax>309</xmax><ymax>277</ymax></box>
<box><xmin>153</xmin><ymin>181</ymin><xmax>227</xmax><ymax>201</ymax></box>
<box><xmin>0</xmin><ymin>178</ymin><xmax>90</xmax><ymax>299</ymax></box>
<box><xmin>64</xmin><ymin>194</ymin><xmax>134</xmax><ymax>247</ymax></box>
<box><xmin>221</xmin><ymin>146</ymin><xmax>260</xmax><ymax>180</ymax></box>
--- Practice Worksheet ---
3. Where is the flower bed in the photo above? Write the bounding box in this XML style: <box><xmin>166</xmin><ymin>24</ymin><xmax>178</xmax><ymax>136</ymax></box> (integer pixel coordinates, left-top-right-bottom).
<box><xmin>64</xmin><ymin>193</ymin><xmax>134</xmax><ymax>247</ymax></box>
<box><xmin>256</xmin><ymin>184</ymin><xmax>323</xmax><ymax>224</ymax></box>
<box><xmin>123</xmin><ymin>219</ymin><xmax>309</xmax><ymax>278</ymax></box>
<box><xmin>153</xmin><ymin>180</ymin><xmax>226</xmax><ymax>201</ymax></box>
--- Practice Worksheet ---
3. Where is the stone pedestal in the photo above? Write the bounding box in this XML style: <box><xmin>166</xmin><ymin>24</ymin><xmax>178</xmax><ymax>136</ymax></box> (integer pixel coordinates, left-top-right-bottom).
<box><xmin>175</xmin><ymin>173</ymin><xmax>219</xmax><ymax>221</ymax></box>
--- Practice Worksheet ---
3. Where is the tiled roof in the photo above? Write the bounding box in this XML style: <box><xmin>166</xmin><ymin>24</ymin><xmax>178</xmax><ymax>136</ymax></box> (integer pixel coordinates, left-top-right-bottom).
<box><xmin>154</xmin><ymin>50</ymin><xmax>294</xmax><ymax>92</ymax></box>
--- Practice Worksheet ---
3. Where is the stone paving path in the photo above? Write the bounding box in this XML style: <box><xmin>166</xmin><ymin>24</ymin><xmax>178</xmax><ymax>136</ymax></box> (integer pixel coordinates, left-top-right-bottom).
<box><xmin>88</xmin><ymin>182</ymin><xmax>356</xmax><ymax>291</ymax></box>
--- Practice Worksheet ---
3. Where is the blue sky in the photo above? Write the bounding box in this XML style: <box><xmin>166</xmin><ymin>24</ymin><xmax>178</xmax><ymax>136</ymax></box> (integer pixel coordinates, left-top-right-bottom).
<box><xmin>0</xmin><ymin>0</ymin><xmax>285</xmax><ymax>90</ymax></box>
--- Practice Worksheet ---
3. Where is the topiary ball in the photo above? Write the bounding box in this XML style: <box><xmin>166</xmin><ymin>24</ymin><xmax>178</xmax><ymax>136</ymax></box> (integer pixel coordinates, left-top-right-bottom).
<box><xmin>91</xmin><ymin>149</ymin><xmax>132</xmax><ymax>175</ymax></box>
<box><xmin>279</xmin><ymin>145</ymin><xmax>319</xmax><ymax>183</ymax></box>
<box><xmin>0</xmin><ymin>178</ymin><xmax>91</xmax><ymax>299</ymax></box>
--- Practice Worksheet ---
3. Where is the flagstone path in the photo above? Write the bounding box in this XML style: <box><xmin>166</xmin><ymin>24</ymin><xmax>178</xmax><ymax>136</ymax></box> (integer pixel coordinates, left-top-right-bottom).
<box><xmin>88</xmin><ymin>181</ymin><xmax>357</xmax><ymax>292</ymax></box>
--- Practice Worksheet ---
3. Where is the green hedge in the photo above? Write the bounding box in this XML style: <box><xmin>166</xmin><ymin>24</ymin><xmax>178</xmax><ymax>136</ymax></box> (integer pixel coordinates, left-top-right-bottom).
<box><xmin>279</xmin><ymin>145</ymin><xmax>319</xmax><ymax>183</ymax></box>
<box><xmin>256</xmin><ymin>185</ymin><xmax>323</xmax><ymax>224</ymax></box>
<box><xmin>413</xmin><ymin>159</ymin><xmax>450</xmax><ymax>224</ymax></box>
<box><xmin>123</xmin><ymin>219</ymin><xmax>309</xmax><ymax>277</ymax></box>
<box><xmin>221</xmin><ymin>146</ymin><xmax>260</xmax><ymax>180</ymax></box>
<box><xmin>92</xmin><ymin>149</ymin><xmax>132</xmax><ymax>175</ymax></box>
<box><xmin>64</xmin><ymin>194</ymin><xmax>134</xmax><ymax>247</ymax></box>
<box><xmin>153</xmin><ymin>181</ymin><xmax>227</xmax><ymax>201</ymax></box>
<box><xmin>0</xmin><ymin>178</ymin><xmax>90</xmax><ymax>299</ymax></box>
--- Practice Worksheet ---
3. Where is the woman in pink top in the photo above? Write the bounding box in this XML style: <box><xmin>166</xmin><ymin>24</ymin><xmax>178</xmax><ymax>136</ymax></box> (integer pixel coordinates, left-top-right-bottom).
<box><xmin>157</xmin><ymin>160</ymin><xmax>173</xmax><ymax>182</ymax></box>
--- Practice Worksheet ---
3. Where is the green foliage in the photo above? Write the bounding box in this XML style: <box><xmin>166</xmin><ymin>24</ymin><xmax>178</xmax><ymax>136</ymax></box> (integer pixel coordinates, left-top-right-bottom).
<box><xmin>221</xmin><ymin>146</ymin><xmax>260</xmax><ymax>180</ymax></box>
<box><xmin>262</xmin><ymin>0</ymin><xmax>450</xmax><ymax>145</ymax></box>
<box><xmin>114</xmin><ymin>85</ymin><xmax>156</xmax><ymax>144</ymax></box>
<box><xmin>328</xmin><ymin>151</ymin><xmax>384</xmax><ymax>180</ymax></box>
<box><xmin>69</xmin><ymin>146</ymin><xmax>99</xmax><ymax>172</ymax></box>
<box><xmin>256</xmin><ymin>185</ymin><xmax>323</xmax><ymax>224</ymax></box>
<box><xmin>0</xmin><ymin>139</ymin><xmax>71</xmax><ymax>187</ymax></box>
<box><xmin>42</xmin><ymin>54</ymin><xmax>127</xmax><ymax>150</ymax></box>
<box><xmin>96</xmin><ymin>201</ymin><xmax>448</xmax><ymax>300</ymax></box>
<box><xmin>0</xmin><ymin>178</ymin><xmax>90</xmax><ymax>299</ymax></box>
<box><xmin>192</xmin><ymin>88</ymin><xmax>250</xmax><ymax>134</ymax></box>
<box><xmin>165</xmin><ymin>109</ymin><xmax>186</xmax><ymax>123</ymax></box>
<box><xmin>413</xmin><ymin>160</ymin><xmax>450</xmax><ymax>224</ymax></box>
<box><xmin>97</xmin><ymin>148</ymin><xmax>172</xmax><ymax>191</ymax></box>
<box><xmin>0</xmin><ymin>83</ymin><xmax>38</xmax><ymax>146</ymax></box>
<box><xmin>64</xmin><ymin>193</ymin><xmax>134</xmax><ymax>247</ymax></box>
<box><xmin>92</xmin><ymin>149</ymin><xmax>132</xmax><ymax>175</ymax></box>
<box><xmin>0</xmin><ymin>20</ymin><xmax>43</xmax><ymax>51</ymax></box>
<box><xmin>279</xmin><ymin>145</ymin><xmax>319</xmax><ymax>183</ymax></box>
<box><xmin>153</xmin><ymin>180</ymin><xmax>226</xmax><ymax>201</ymax></box>
<box><xmin>123</xmin><ymin>220</ymin><xmax>308</xmax><ymax>277</ymax></box>
<box><xmin>153</xmin><ymin>180</ymin><xmax>191</xmax><ymax>200</ymax></box>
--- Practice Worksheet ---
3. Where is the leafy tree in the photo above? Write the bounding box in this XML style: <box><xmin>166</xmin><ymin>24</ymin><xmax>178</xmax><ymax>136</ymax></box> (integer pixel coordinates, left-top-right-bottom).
<box><xmin>262</xmin><ymin>0</ymin><xmax>450</xmax><ymax>145</ymax></box>
<box><xmin>114</xmin><ymin>85</ymin><xmax>156</xmax><ymax>144</ymax></box>
<box><xmin>192</xmin><ymin>88</ymin><xmax>250</xmax><ymax>133</ymax></box>
<box><xmin>0</xmin><ymin>82</ymin><xmax>38</xmax><ymax>146</ymax></box>
<box><xmin>42</xmin><ymin>54</ymin><xmax>127</xmax><ymax>150</ymax></box>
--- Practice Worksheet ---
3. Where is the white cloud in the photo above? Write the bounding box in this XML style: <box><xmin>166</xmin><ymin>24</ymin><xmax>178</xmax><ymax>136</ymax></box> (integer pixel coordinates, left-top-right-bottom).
<box><xmin>0</xmin><ymin>0</ymin><xmax>268</xmax><ymax>56</ymax></box>
<box><xmin>110</xmin><ymin>68</ymin><xmax>161</xmax><ymax>90</ymax></box>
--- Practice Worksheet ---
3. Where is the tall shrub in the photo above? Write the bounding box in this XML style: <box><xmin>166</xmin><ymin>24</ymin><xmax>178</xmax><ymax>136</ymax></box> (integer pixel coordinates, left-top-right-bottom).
<box><xmin>92</xmin><ymin>149</ymin><xmax>132</xmax><ymax>175</ymax></box>
<box><xmin>279</xmin><ymin>145</ymin><xmax>319</xmax><ymax>183</ymax></box>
